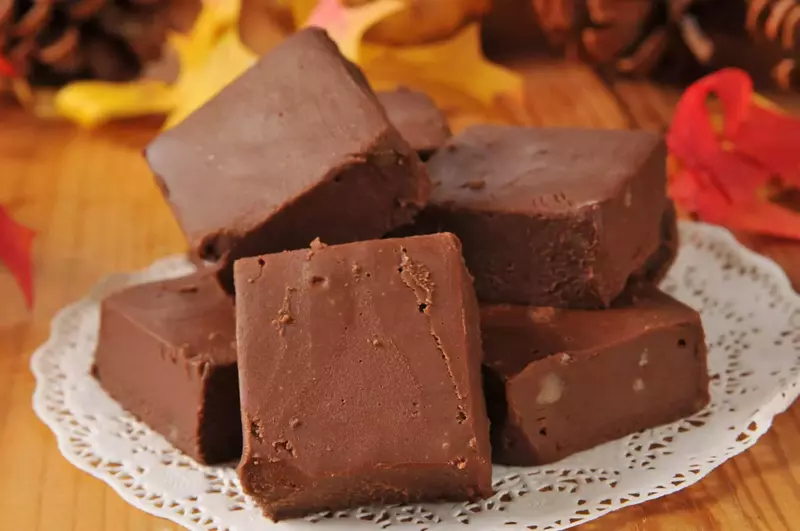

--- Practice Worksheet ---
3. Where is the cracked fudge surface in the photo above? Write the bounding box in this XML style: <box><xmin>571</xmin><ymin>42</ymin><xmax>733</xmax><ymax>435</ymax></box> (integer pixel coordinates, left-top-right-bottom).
<box><xmin>415</xmin><ymin>125</ymin><xmax>666</xmax><ymax>307</ymax></box>
<box><xmin>481</xmin><ymin>283</ymin><xmax>709</xmax><ymax>466</ymax></box>
<box><xmin>233</xmin><ymin>233</ymin><xmax>492</xmax><ymax>520</ymax></box>
<box><xmin>94</xmin><ymin>272</ymin><xmax>241</xmax><ymax>465</ymax></box>
<box><xmin>145</xmin><ymin>28</ymin><xmax>430</xmax><ymax>294</ymax></box>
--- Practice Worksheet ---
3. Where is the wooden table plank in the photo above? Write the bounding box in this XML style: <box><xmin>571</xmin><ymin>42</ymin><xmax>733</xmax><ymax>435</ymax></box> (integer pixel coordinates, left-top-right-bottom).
<box><xmin>0</xmin><ymin>64</ymin><xmax>799</xmax><ymax>530</ymax></box>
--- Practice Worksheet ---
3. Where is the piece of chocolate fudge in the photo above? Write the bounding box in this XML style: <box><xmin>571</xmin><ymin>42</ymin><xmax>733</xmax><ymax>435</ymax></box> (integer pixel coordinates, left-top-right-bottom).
<box><xmin>378</xmin><ymin>88</ymin><xmax>451</xmax><ymax>160</ymax></box>
<box><xmin>94</xmin><ymin>272</ymin><xmax>241</xmax><ymax>464</ymax></box>
<box><xmin>637</xmin><ymin>200</ymin><xmax>679</xmax><ymax>284</ymax></box>
<box><xmin>481</xmin><ymin>283</ymin><xmax>709</xmax><ymax>466</ymax></box>
<box><xmin>146</xmin><ymin>28</ymin><xmax>430</xmax><ymax>293</ymax></box>
<box><xmin>234</xmin><ymin>234</ymin><xmax>492</xmax><ymax>520</ymax></box>
<box><xmin>415</xmin><ymin>125</ymin><xmax>667</xmax><ymax>307</ymax></box>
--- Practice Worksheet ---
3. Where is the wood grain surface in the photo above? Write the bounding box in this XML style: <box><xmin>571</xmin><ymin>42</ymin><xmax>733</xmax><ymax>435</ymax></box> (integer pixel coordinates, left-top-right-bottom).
<box><xmin>1</xmin><ymin>63</ymin><xmax>800</xmax><ymax>531</ymax></box>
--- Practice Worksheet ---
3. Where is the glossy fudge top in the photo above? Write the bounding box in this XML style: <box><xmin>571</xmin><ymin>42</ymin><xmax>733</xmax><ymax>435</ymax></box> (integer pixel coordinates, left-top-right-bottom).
<box><xmin>103</xmin><ymin>272</ymin><xmax>237</xmax><ymax>366</ymax></box>
<box><xmin>427</xmin><ymin>125</ymin><xmax>665</xmax><ymax>213</ymax></box>
<box><xmin>234</xmin><ymin>233</ymin><xmax>491</xmax><ymax>485</ymax></box>
<box><xmin>145</xmin><ymin>28</ymin><xmax>409</xmax><ymax>245</ymax></box>
<box><xmin>481</xmin><ymin>283</ymin><xmax>702</xmax><ymax>378</ymax></box>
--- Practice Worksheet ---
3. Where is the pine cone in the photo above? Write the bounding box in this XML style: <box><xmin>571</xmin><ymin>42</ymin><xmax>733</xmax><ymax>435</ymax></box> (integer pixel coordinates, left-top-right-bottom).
<box><xmin>529</xmin><ymin>0</ymin><xmax>702</xmax><ymax>76</ymax></box>
<box><xmin>676</xmin><ymin>0</ymin><xmax>800</xmax><ymax>92</ymax></box>
<box><xmin>0</xmin><ymin>0</ymin><xmax>199</xmax><ymax>87</ymax></box>
<box><xmin>744</xmin><ymin>0</ymin><xmax>800</xmax><ymax>90</ymax></box>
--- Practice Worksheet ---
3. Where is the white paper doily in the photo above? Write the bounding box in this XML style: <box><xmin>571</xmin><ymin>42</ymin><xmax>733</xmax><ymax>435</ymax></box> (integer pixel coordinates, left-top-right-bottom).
<box><xmin>32</xmin><ymin>222</ymin><xmax>800</xmax><ymax>531</ymax></box>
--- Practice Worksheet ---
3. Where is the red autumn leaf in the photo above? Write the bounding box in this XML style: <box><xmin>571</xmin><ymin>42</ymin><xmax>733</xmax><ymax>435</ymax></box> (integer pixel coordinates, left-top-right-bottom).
<box><xmin>730</xmin><ymin>103</ymin><xmax>800</xmax><ymax>185</ymax></box>
<box><xmin>685</xmin><ymin>69</ymin><xmax>800</xmax><ymax>185</ymax></box>
<box><xmin>672</xmin><ymin>169</ymin><xmax>800</xmax><ymax>240</ymax></box>
<box><xmin>0</xmin><ymin>205</ymin><xmax>35</xmax><ymax>309</ymax></box>
<box><xmin>668</xmin><ymin>69</ymin><xmax>765</xmax><ymax>204</ymax></box>
<box><xmin>0</xmin><ymin>54</ymin><xmax>16</xmax><ymax>77</ymax></box>
<box><xmin>667</xmin><ymin>68</ymin><xmax>800</xmax><ymax>239</ymax></box>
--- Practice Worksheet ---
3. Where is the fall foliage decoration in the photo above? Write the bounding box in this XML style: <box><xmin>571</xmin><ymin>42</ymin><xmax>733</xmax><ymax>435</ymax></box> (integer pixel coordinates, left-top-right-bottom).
<box><xmin>0</xmin><ymin>205</ymin><xmax>35</xmax><ymax>309</ymax></box>
<box><xmin>0</xmin><ymin>0</ymin><xmax>199</xmax><ymax>88</ymax></box>
<box><xmin>744</xmin><ymin>0</ymin><xmax>800</xmax><ymax>90</ymax></box>
<box><xmin>668</xmin><ymin>68</ymin><xmax>800</xmax><ymax>239</ymax></box>
<box><xmin>55</xmin><ymin>0</ymin><xmax>244</xmax><ymax>127</ymax></box>
<box><xmin>359</xmin><ymin>23</ymin><xmax>525</xmax><ymax>129</ymax></box>
<box><xmin>50</xmin><ymin>0</ymin><xmax>524</xmax><ymax>129</ymax></box>
<box><xmin>305</xmin><ymin>0</ymin><xmax>405</xmax><ymax>61</ymax></box>
<box><xmin>347</xmin><ymin>0</ymin><xmax>491</xmax><ymax>46</ymax></box>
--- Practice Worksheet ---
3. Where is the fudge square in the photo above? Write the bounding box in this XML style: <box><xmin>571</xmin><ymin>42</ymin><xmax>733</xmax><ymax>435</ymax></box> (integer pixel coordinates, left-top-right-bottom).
<box><xmin>234</xmin><ymin>233</ymin><xmax>492</xmax><ymax>520</ymax></box>
<box><xmin>94</xmin><ymin>272</ymin><xmax>241</xmax><ymax>465</ymax></box>
<box><xmin>378</xmin><ymin>88</ymin><xmax>451</xmax><ymax>160</ymax></box>
<box><xmin>418</xmin><ymin>125</ymin><xmax>667</xmax><ymax>307</ymax></box>
<box><xmin>146</xmin><ymin>28</ymin><xmax>430</xmax><ymax>293</ymax></box>
<box><xmin>481</xmin><ymin>282</ymin><xmax>709</xmax><ymax>466</ymax></box>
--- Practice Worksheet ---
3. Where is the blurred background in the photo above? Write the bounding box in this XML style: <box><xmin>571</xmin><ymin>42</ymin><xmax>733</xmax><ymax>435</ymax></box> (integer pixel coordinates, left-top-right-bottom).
<box><xmin>3</xmin><ymin>2</ymin><xmax>800</xmax><ymax>530</ymax></box>
<box><xmin>2</xmin><ymin>0</ymin><xmax>800</xmax><ymax>123</ymax></box>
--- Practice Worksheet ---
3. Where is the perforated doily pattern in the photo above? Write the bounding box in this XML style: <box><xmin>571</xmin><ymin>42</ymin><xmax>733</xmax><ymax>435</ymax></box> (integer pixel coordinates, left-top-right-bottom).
<box><xmin>32</xmin><ymin>222</ymin><xmax>800</xmax><ymax>531</ymax></box>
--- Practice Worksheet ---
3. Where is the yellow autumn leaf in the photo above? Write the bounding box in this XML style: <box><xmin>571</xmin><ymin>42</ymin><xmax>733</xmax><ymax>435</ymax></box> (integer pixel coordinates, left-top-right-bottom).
<box><xmin>287</xmin><ymin>0</ymin><xmax>317</xmax><ymax>25</ymax></box>
<box><xmin>171</xmin><ymin>0</ymin><xmax>241</xmax><ymax>70</ymax></box>
<box><xmin>359</xmin><ymin>24</ymin><xmax>526</xmax><ymax>130</ymax></box>
<box><xmin>52</xmin><ymin>0</ymin><xmax>242</xmax><ymax>128</ymax></box>
<box><xmin>54</xmin><ymin>81</ymin><xmax>175</xmax><ymax>128</ymax></box>
<box><xmin>304</xmin><ymin>0</ymin><xmax>404</xmax><ymax>62</ymax></box>
<box><xmin>166</xmin><ymin>29</ymin><xmax>257</xmax><ymax>128</ymax></box>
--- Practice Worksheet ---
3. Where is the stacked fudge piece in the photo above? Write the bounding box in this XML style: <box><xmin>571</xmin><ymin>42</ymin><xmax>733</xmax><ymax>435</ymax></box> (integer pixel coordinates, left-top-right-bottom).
<box><xmin>93</xmin><ymin>27</ymin><xmax>709</xmax><ymax>521</ymax></box>
<box><xmin>401</xmin><ymin>124</ymin><xmax>708</xmax><ymax>466</ymax></box>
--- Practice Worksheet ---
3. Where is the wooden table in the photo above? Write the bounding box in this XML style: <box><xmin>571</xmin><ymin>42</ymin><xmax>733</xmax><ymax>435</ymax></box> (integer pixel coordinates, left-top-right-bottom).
<box><xmin>2</xmin><ymin>63</ymin><xmax>800</xmax><ymax>530</ymax></box>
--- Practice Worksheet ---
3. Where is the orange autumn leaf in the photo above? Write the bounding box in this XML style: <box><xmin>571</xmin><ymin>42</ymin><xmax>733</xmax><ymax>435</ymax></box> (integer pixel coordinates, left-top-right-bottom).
<box><xmin>0</xmin><ymin>205</ymin><xmax>35</xmax><ymax>309</ymax></box>
<box><xmin>304</xmin><ymin>0</ymin><xmax>404</xmax><ymax>62</ymax></box>
<box><xmin>300</xmin><ymin>1</ymin><xmax>524</xmax><ymax>128</ymax></box>
<box><xmin>360</xmin><ymin>24</ymin><xmax>526</xmax><ymax>130</ymax></box>
<box><xmin>668</xmin><ymin>69</ymin><xmax>800</xmax><ymax>239</ymax></box>
<box><xmin>285</xmin><ymin>0</ymin><xmax>317</xmax><ymax>25</ymax></box>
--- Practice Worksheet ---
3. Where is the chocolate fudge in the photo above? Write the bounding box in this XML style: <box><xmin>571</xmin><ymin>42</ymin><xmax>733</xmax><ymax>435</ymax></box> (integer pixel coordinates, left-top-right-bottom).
<box><xmin>146</xmin><ymin>28</ymin><xmax>430</xmax><ymax>293</ymax></box>
<box><xmin>637</xmin><ymin>200</ymin><xmax>679</xmax><ymax>284</ymax></box>
<box><xmin>415</xmin><ymin>125</ymin><xmax>667</xmax><ymax>307</ymax></box>
<box><xmin>94</xmin><ymin>272</ymin><xmax>241</xmax><ymax>464</ymax></box>
<box><xmin>234</xmin><ymin>234</ymin><xmax>492</xmax><ymax>520</ymax></box>
<box><xmin>482</xmin><ymin>283</ymin><xmax>709</xmax><ymax>466</ymax></box>
<box><xmin>378</xmin><ymin>88</ymin><xmax>451</xmax><ymax>160</ymax></box>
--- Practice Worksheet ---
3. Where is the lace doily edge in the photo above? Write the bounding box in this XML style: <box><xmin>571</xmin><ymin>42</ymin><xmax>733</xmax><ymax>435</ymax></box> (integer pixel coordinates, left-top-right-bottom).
<box><xmin>29</xmin><ymin>223</ymin><xmax>800</xmax><ymax>531</ymax></box>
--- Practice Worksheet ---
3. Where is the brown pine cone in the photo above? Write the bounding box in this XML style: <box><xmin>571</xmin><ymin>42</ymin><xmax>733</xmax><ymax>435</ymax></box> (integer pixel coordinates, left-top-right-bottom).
<box><xmin>744</xmin><ymin>0</ymin><xmax>800</xmax><ymax>90</ymax></box>
<box><xmin>529</xmin><ymin>0</ymin><xmax>702</xmax><ymax>76</ymax></box>
<box><xmin>1</xmin><ymin>0</ymin><xmax>199</xmax><ymax>87</ymax></box>
<box><xmin>482</xmin><ymin>0</ymin><xmax>719</xmax><ymax>81</ymax></box>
